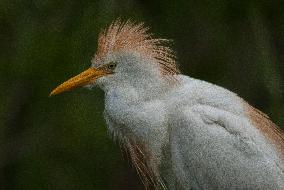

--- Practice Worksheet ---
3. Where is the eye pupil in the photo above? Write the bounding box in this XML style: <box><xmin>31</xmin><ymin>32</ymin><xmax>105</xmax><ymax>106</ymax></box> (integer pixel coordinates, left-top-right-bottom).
<box><xmin>108</xmin><ymin>63</ymin><xmax>116</xmax><ymax>69</ymax></box>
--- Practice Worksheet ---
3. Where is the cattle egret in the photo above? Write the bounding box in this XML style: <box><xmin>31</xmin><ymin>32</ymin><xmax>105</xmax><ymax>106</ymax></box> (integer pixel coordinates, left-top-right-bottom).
<box><xmin>50</xmin><ymin>19</ymin><xmax>284</xmax><ymax>189</ymax></box>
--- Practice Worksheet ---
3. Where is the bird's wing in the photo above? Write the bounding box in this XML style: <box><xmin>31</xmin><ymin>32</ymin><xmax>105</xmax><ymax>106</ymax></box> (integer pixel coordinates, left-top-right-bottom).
<box><xmin>169</xmin><ymin>104</ymin><xmax>284</xmax><ymax>189</ymax></box>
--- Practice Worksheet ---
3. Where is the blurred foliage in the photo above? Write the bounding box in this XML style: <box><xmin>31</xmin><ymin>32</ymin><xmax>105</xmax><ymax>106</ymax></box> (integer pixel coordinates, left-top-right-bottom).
<box><xmin>0</xmin><ymin>0</ymin><xmax>283</xmax><ymax>189</ymax></box>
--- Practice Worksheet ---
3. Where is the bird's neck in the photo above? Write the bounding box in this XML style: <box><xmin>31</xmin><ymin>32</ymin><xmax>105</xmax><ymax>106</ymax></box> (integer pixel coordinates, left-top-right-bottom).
<box><xmin>103</xmin><ymin>76</ymin><xmax>178</xmax><ymax>188</ymax></box>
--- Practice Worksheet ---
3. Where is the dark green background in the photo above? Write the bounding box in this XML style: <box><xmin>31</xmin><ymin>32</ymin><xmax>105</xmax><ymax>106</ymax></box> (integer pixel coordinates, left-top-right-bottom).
<box><xmin>1</xmin><ymin>0</ymin><xmax>283</xmax><ymax>189</ymax></box>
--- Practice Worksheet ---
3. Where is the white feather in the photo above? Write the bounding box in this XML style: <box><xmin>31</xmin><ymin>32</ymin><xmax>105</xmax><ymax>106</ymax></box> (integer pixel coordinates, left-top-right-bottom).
<box><xmin>92</xmin><ymin>52</ymin><xmax>284</xmax><ymax>189</ymax></box>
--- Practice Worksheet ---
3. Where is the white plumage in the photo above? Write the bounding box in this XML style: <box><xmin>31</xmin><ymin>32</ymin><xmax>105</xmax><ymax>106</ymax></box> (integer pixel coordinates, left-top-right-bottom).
<box><xmin>50</xmin><ymin>19</ymin><xmax>284</xmax><ymax>190</ymax></box>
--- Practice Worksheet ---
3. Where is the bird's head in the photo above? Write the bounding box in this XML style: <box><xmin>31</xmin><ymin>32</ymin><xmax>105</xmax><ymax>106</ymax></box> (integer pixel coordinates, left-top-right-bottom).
<box><xmin>50</xmin><ymin>19</ymin><xmax>179</xmax><ymax>97</ymax></box>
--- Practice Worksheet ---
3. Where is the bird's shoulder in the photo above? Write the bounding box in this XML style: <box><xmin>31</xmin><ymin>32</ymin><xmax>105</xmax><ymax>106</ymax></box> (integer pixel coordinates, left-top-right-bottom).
<box><xmin>168</xmin><ymin>102</ymin><xmax>284</xmax><ymax>189</ymax></box>
<box><xmin>167</xmin><ymin>75</ymin><xmax>284</xmax><ymax>159</ymax></box>
<box><xmin>166</xmin><ymin>76</ymin><xmax>280</xmax><ymax>151</ymax></box>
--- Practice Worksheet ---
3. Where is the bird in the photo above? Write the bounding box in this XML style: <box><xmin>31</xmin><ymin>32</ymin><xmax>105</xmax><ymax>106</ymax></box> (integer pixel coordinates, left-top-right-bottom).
<box><xmin>50</xmin><ymin>19</ymin><xmax>284</xmax><ymax>190</ymax></box>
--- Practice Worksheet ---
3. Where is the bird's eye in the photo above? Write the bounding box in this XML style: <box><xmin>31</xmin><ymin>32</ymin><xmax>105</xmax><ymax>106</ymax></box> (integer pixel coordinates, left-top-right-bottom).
<box><xmin>107</xmin><ymin>62</ymin><xmax>117</xmax><ymax>70</ymax></box>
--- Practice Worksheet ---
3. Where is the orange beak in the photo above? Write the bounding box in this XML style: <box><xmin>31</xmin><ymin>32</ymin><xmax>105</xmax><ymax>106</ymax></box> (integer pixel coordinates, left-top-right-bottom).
<box><xmin>49</xmin><ymin>67</ymin><xmax>110</xmax><ymax>96</ymax></box>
